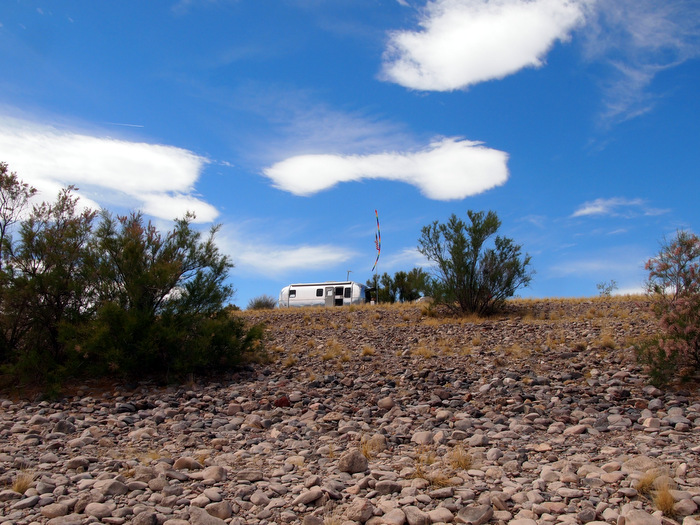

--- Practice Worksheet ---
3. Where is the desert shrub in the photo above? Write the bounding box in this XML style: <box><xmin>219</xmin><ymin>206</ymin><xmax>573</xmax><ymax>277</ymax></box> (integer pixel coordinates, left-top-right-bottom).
<box><xmin>637</xmin><ymin>230</ymin><xmax>700</xmax><ymax>385</ymax></box>
<box><xmin>418</xmin><ymin>210</ymin><xmax>533</xmax><ymax>315</ymax></box>
<box><xmin>597</xmin><ymin>279</ymin><xmax>618</xmax><ymax>297</ymax></box>
<box><xmin>0</xmin><ymin>166</ymin><xmax>264</xmax><ymax>388</ymax></box>
<box><xmin>0</xmin><ymin>187</ymin><xmax>98</xmax><ymax>385</ymax></box>
<box><xmin>65</xmin><ymin>211</ymin><xmax>263</xmax><ymax>381</ymax></box>
<box><xmin>247</xmin><ymin>294</ymin><xmax>277</xmax><ymax>310</ymax></box>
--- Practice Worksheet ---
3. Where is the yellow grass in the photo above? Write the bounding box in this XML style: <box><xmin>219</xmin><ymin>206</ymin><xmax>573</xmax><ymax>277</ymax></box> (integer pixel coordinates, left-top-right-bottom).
<box><xmin>411</xmin><ymin>344</ymin><xmax>436</xmax><ymax>358</ymax></box>
<box><xmin>12</xmin><ymin>472</ymin><xmax>34</xmax><ymax>494</ymax></box>
<box><xmin>447</xmin><ymin>445</ymin><xmax>472</xmax><ymax>470</ymax></box>
<box><xmin>361</xmin><ymin>345</ymin><xmax>375</xmax><ymax>356</ymax></box>
<box><xmin>653</xmin><ymin>478</ymin><xmax>677</xmax><ymax>518</ymax></box>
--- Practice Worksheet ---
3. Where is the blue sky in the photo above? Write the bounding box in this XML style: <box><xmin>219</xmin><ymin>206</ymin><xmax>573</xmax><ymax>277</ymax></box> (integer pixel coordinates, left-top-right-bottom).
<box><xmin>1</xmin><ymin>0</ymin><xmax>699</xmax><ymax>307</ymax></box>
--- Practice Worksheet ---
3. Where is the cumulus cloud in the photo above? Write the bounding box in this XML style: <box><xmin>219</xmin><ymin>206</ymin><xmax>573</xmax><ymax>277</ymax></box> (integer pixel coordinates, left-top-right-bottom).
<box><xmin>381</xmin><ymin>0</ymin><xmax>590</xmax><ymax>91</ymax></box>
<box><xmin>572</xmin><ymin>197</ymin><xmax>668</xmax><ymax>218</ymax></box>
<box><xmin>262</xmin><ymin>137</ymin><xmax>508</xmax><ymax>200</ymax></box>
<box><xmin>0</xmin><ymin>115</ymin><xmax>218</xmax><ymax>222</ymax></box>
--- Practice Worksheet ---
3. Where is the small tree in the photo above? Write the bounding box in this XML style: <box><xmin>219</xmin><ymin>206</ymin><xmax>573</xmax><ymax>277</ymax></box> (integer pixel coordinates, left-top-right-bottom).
<box><xmin>638</xmin><ymin>230</ymin><xmax>700</xmax><ymax>384</ymax></box>
<box><xmin>418</xmin><ymin>210</ymin><xmax>533</xmax><ymax>315</ymax></box>
<box><xmin>394</xmin><ymin>267</ymin><xmax>431</xmax><ymax>302</ymax></box>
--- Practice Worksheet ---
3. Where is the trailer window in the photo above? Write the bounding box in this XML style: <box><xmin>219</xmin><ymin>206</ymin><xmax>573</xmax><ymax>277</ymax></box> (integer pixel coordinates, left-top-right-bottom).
<box><xmin>316</xmin><ymin>288</ymin><xmax>323</xmax><ymax>297</ymax></box>
<box><xmin>335</xmin><ymin>286</ymin><xmax>343</xmax><ymax>296</ymax></box>
<box><xmin>289</xmin><ymin>290</ymin><xmax>296</xmax><ymax>298</ymax></box>
<box><xmin>344</xmin><ymin>287</ymin><xmax>351</xmax><ymax>298</ymax></box>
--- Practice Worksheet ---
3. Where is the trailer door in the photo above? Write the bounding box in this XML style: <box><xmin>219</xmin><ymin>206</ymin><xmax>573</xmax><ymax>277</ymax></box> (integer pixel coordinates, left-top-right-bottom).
<box><xmin>325</xmin><ymin>286</ymin><xmax>335</xmax><ymax>307</ymax></box>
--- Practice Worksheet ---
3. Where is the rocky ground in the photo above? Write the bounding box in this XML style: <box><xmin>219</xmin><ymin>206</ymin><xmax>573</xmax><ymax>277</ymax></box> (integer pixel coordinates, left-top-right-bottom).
<box><xmin>1</xmin><ymin>297</ymin><xmax>699</xmax><ymax>525</ymax></box>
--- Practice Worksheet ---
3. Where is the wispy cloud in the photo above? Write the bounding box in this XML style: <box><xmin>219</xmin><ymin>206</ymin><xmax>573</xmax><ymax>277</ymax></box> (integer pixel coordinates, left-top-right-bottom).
<box><xmin>572</xmin><ymin>197</ymin><xmax>668</xmax><ymax>218</ymax></box>
<box><xmin>0</xmin><ymin>115</ymin><xmax>218</xmax><ymax>222</ymax></box>
<box><xmin>580</xmin><ymin>0</ymin><xmax>700</xmax><ymax>122</ymax></box>
<box><xmin>381</xmin><ymin>0</ymin><xmax>590</xmax><ymax>91</ymax></box>
<box><xmin>219</xmin><ymin>224</ymin><xmax>356</xmax><ymax>276</ymax></box>
<box><xmin>263</xmin><ymin>137</ymin><xmax>508</xmax><ymax>200</ymax></box>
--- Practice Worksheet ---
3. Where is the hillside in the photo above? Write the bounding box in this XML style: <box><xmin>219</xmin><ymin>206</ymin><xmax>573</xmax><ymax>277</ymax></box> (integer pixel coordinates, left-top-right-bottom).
<box><xmin>1</xmin><ymin>297</ymin><xmax>699</xmax><ymax>525</ymax></box>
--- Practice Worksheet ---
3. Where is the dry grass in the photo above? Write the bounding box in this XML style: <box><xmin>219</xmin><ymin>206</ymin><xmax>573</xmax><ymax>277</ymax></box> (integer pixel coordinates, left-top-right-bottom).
<box><xmin>447</xmin><ymin>445</ymin><xmax>472</xmax><ymax>470</ymax></box>
<box><xmin>282</xmin><ymin>355</ymin><xmax>298</xmax><ymax>368</ymax></box>
<box><xmin>360</xmin><ymin>345</ymin><xmax>376</xmax><ymax>356</ymax></box>
<box><xmin>426</xmin><ymin>471</ymin><xmax>453</xmax><ymax>488</ymax></box>
<box><xmin>598</xmin><ymin>333</ymin><xmax>617</xmax><ymax>349</ymax></box>
<box><xmin>504</xmin><ymin>343</ymin><xmax>530</xmax><ymax>359</ymax></box>
<box><xmin>360</xmin><ymin>435</ymin><xmax>385</xmax><ymax>460</ymax></box>
<box><xmin>411</xmin><ymin>344</ymin><xmax>436</xmax><ymax>358</ymax></box>
<box><xmin>321</xmin><ymin>339</ymin><xmax>345</xmax><ymax>361</ymax></box>
<box><xmin>12</xmin><ymin>471</ymin><xmax>34</xmax><ymax>494</ymax></box>
<box><xmin>653</xmin><ymin>480</ymin><xmax>677</xmax><ymax>518</ymax></box>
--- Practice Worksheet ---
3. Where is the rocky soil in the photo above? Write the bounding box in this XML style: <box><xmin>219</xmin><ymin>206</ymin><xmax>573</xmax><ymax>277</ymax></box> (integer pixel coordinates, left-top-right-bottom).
<box><xmin>1</xmin><ymin>297</ymin><xmax>699</xmax><ymax>525</ymax></box>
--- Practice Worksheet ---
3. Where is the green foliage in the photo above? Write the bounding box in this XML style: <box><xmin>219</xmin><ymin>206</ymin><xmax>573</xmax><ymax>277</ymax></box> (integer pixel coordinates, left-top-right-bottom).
<box><xmin>418</xmin><ymin>210</ymin><xmax>533</xmax><ymax>315</ymax></box>
<box><xmin>247</xmin><ymin>294</ymin><xmax>277</xmax><ymax>310</ymax></box>
<box><xmin>0</xmin><ymin>187</ymin><xmax>97</xmax><ymax>373</ymax></box>
<box><xmin>366</xmin><ymin>267</ymin><xmax>430</xmax><ymax>303</ymax></box>
<box><xmin>0</xmin><ymin>162</ymin><xmax>37</xmax><ymax>265</ymax></box>
<box><xmin>638</xmin><ymin>230</ymin><xmax>700</xmax><ymax>384</ymax></box>
<box><xmin>0</xmin><ymin>166</ymin><xmax>264</xmax><ymax>388</ymax></box>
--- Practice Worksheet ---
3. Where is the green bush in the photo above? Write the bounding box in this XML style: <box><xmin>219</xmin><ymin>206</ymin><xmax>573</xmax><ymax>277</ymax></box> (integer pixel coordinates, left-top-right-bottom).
<box><xmin>0</xmin><ymin>165</ymin><xmax>264</xmax><ymax>388</ymax></box>
<box><xmin>637</xmin><ymin>230</ymin><xmax>700</xmax><ymax>385</ymax></box>
<box><xmin>418</xmin><ymin>210</ymin><xmax>533</xmax><ymax>315</ymax></box>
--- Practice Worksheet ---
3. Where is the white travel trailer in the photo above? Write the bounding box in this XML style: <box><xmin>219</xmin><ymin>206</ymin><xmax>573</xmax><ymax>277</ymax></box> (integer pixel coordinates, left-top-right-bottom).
<box><xmin>279</xmin><ymin>281</ymin><xmax>369</xmax><ymax>308</ymax></box>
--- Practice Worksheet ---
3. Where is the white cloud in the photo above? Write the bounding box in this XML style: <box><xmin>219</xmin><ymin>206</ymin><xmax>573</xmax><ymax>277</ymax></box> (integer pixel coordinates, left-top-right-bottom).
<box><xmin>0</xmin><ymin>115</ymin><xmax>218</xmax><ymax>222</ymax></box>
<box><xmin>572</xmin><ymin>197</ymin><xmax>668</xmax><ymax>218</ymax></box>
<box><xmin>581</xmin><ymin>0</ymin><xmax>700</xmax><ymax>122</ymax></box>
<box><xmin>218</xmin><ymin>224</ymin><xmax>356</xmax><ymax>276</ymax></box>
<box><xmin>237</xmin><ymin>244</ymin><xmax>354</xmax><ymax>275</ymax></box>
<box><xmin>381</xmin><ymin>0</ymin><xmax>590</xmax><ymax>91</ymax></box>
<box><xmin>263</xmin><ymin>137</ymin><xmax>508</xmax><ymax>200</ymax></box>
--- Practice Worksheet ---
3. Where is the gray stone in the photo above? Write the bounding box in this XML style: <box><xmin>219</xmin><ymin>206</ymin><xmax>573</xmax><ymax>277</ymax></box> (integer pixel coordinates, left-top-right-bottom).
<box><xmin>292</xmin><ymin>486</ymin><xmax>324</xmax><ymax>505</ymax></box>
<box><xmin>132</xmin><ymin>511</ymin><xmax>159</xmax><ymax>525</ymax></box>
<box><xmin>403</xmin><ymin>505</ymin><xmax>429</xmax><ymax>525</ymax></box>
<box><xmin>238</xmin><ymin>469</ymin><xmax>264</xmax><ymax>481</ymax></box>
<box><xmin>84</xmin><ymin>502</ymin><xmax>114</xmax><ymax>518</ymax></box>
<box><xmin>346</xmin><ymin>498</ymin><xmax>374</xmax><ymax>522</ymax></box>
<box><xmin>623</xmin><ymin>510</ymin><xmax>662</xmax><ymax>525</ymax></box>
<box><xmin>382</xmin><ymin>508</ymin><xmax>407</xmax><ymax>525</ymax></box>
<box><xmin>41</xmin><ymin>502</ymin><xmax>70</xmax><ymax>518</ymax></box>
<box><xmin>188</xmin><ymin>505</ymin><xmax>227</xmax><ymax>525</ymax></box>
<box><xmin>205</xmin><ymin>501</ymin><xmax>233</xmax><ymax>520</ymax></box>
<box><xmin>375</xmin><ymin>480</ymin><xmax>402</xmax><ymax>495</ymax></box>
<box><xmin>94</xmin><ymin>479</ymin><xmax>128</xmax><ymax>496</ymax></box>
<box><xmin>338</xmin><ymin>448</ymin><xmax>368</xmax><ymax>473</ymax></box>
<box><xmin>173</xmin><ymin>456</ymin><xmax>204</xmax><ymax>470</ymax></box>
<box><xmin>456</xmin><ymin>504</ymin><xmax>494</xmax><ymax>525</ymax></box>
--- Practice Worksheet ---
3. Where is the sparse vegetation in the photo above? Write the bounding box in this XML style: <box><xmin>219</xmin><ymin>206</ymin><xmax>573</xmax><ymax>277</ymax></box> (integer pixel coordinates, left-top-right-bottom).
<box><xmin>447</xmin><ymin>445</ymin><xmax>472</xmax><ymax>470</ymax></box>
<box><xmin>247</xmin><ymin>294</ymin><xmax>277</xmax><ymax>310</ymax></box>
<box><xmin>597</xmin><ymin>279</ymin><xmax>618</xmax><ymax>297</ymax></box>
<box><xmin>637</xmin><ymin>230</ymin><xmax>700</xmax><ymax>385</ymax></box>
<box><xmin>0</xmin><ymin>165</ymin><xmax>265</xmax><ymax>391</ymax></box>
<box><xmin>418</xmin><ymin>210</ymin><xmax>533</xmax><ymax>315</ymax></box>
<box><xmin>12</xmin><ymin>471</ymin><xmax>34</xmax><ymax>494</ymax></box>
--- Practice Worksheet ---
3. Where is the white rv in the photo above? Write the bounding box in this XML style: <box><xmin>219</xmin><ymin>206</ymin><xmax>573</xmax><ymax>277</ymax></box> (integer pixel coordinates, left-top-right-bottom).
<box><xmin>279</xmin><ymin>281</ymin><xmax>369</xmax><ymax>308</ymax></box>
